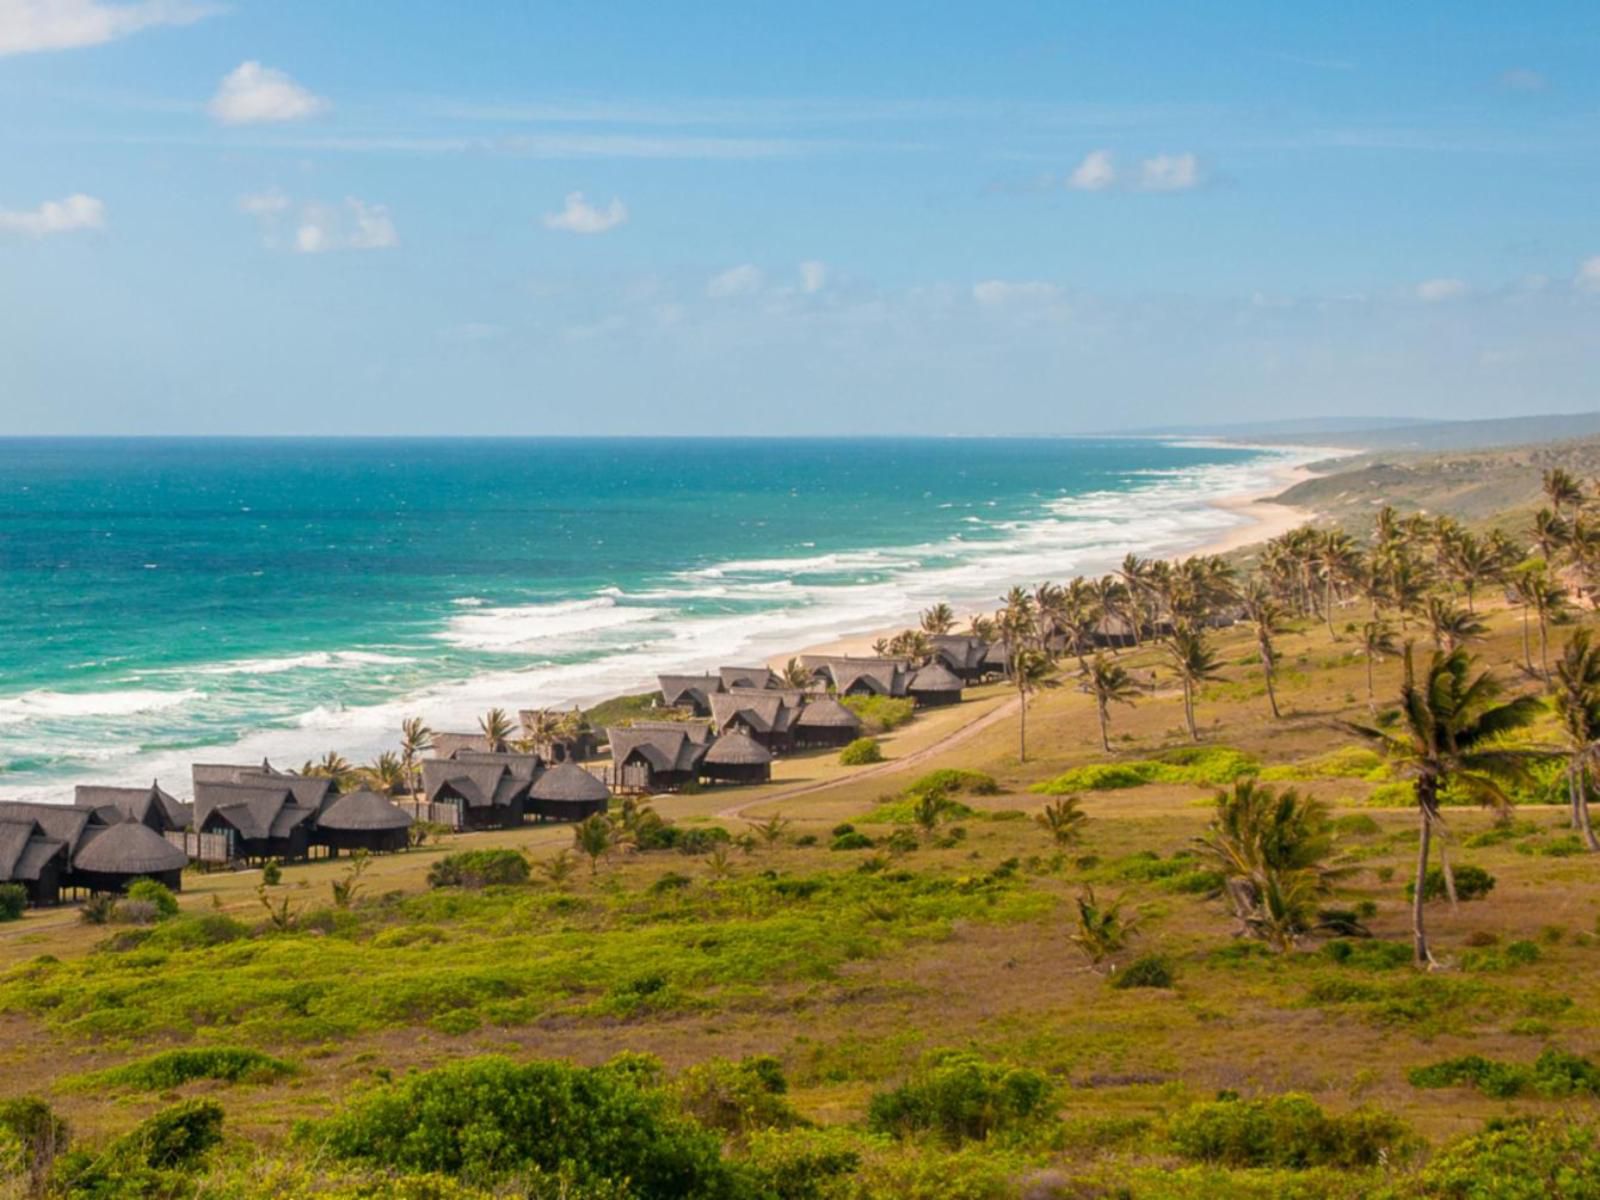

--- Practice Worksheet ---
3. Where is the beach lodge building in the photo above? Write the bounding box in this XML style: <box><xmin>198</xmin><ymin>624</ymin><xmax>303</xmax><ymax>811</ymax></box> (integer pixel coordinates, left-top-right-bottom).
<box><xmin>708</xmin><ymin>688</ymin><xmax>804</xmax><ymax>753</ymax></box>
<box><xmin>605</xmin><ymin>722</ymin><xmax>712</xmax><ymax>793</ymax></box>
<box><xmin>0</xmin><ymin>800</ymin><xmax>187</xmax><ymax>901</ymax></box>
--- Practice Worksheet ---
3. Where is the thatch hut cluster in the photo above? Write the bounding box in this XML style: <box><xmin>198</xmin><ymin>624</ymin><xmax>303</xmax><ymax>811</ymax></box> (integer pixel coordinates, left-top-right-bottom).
<box><xmin>0</xmin><ymin>800</ymin><xmax>186</xmax><ymax>900</ymax></box>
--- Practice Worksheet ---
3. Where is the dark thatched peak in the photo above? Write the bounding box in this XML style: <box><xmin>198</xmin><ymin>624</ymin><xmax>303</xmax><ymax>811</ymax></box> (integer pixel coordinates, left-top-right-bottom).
<box><xmin>72</xmin><ymin>821</ymin><xmax>187</xmax><ymax>876</ymax></box>
<box><xmin>794</xmin><ymin>697</ymin><xmax>862</xmax><ymax>728</ymax></box>
<box><xmin>702</xmin><ymin>730</ymin><xmax>773</xmax><ymax>766</ymax></box>
<box><xmin>909</xmin><ymin>662</ymin><xmax>964</xmax><ymax>693</ymax></box>
<box><xmin>529</xmin><ymin>762</ymin><xmax>610</xmax><ymax>803</ymax></box>
<box><xmin>317</xmin><ymin>790</ymin><xmax>413</xmax><ymax>832</ymax></box>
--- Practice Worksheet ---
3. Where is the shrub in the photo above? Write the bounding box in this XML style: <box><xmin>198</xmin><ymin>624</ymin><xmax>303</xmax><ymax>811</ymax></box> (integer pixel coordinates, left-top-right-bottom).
<box><xmin>1111</xmin><ymin>954</ymin><xmax>1175</xmax><ymax>990</ymax></box>
<box><xmin>311</xmin><ymin>1055</ymin><xmax>735</xmax><ymax>1196</ymax></box>
<box><xmin>426</xmin><ymin>849</ymin><xmax>529</xmax><ymax>889</ymax></box>
<box><xmin>79</xmin><ymin>1047</ymin><xmax>295</xmax><ymax>1091</ymax></box>
<box><xmin>261</xmin><ymin>859</ymin><xmax>283</xmax><ymax>886</ymax></box>
<box><xmin>867</xmin><ymin>1052</ymin><xmax>1054</xmax><ymax>1146</ymax></box>
<box><xmin>51</xmin><ymin>1099</ymin><xmax>224</xmax><ymax>1194</ymax></box>
<box><xmin>651</xmin><ymin>872</ymin><xmax>693</xmax><ymax>895</ymax></box>
<box><xmin>146</xmin><ymin>913</ymin><xmax>249</xmax><ymax>950</ymax></box>
<box><xmin>906</xmin><ymin>770</ymin><xmax>999</xmax><ymax>798</ymax></box>
<box><xmin>1405</xmin><ymin>864</ymin><xmax>1495</xmax><ymax>903</ymax></box>
<box><xmin>839</xmin><ymin>738</ymin><xmax>883</xmax><ymax>766</ymax></box>
<box><xmin>78</xmin><ymin>894</ymin><xmax>116</xmax><ymax>925</ymax></box>
<box><xmin>1408</xmin><ymin>1119</ymin><xmax>1600</xmax><ymax>1198</ymax></box>
<box><xmin>830</xmin><ymin>831</ymin><xmax>875</xmax><ymax>851</ymax></box>
<box><xmin>1332</xmin><ymin>814</ymin><xmax>1383</xmax><ymax>837</ymax></box>
<box><xmin>1409</xmin><ymin>1049</ymin><xmax>1600</xmax><ymax>1100</ymax></box>
<box><xmin>842</xmin><ymin>695</ymin><xmax>916</xmax><ymax>734</ymax></box>
<box><xmin>0</xmin><ymin>1097</ymin><xmax>68</xmax><ymax>1191</ymax></box>
<box><xmin>0</xmin><ymin>884</ymin><xmax>26</xmax><ymax>922</ymax></box>
<box><xmin>1168</xmin><ymin>1093</ymin><xmax>1411</xmax><ymax>1169</ymax></box>
<box><xmin>124</xmin><ymin>878</ymin><xmax>179</xmax><ymax>921</ymax></box>
<box><xmin>673</xmin><ymin>1056</ymin><xmax>803</xmax><ymax>1138</ymax></box>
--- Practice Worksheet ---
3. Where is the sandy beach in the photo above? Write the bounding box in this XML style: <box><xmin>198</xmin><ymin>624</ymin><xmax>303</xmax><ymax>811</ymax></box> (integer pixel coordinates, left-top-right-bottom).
<box><xmin>773</xmin><ymin>458</ymin><xmax>1320</xmax><ymax>666</ymax></box>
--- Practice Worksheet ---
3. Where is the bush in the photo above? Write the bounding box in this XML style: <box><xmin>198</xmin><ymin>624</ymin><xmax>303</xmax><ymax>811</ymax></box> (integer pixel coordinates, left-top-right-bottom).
<box><xmin>1409</xmin><ymin>1049</ymin><xmax>1600</xmax><ymax>1100</ymax></box>
<box><xmin>426</xmin><ymin>849</ymin><xmax>529</xmax><ymax>889</ymax></box>
<box><xmin>51</xmin><ymin>1099</ymin><xmax>224</xmax><ymax>1195</ymax></box>
<box><xmin>1111</xmin><ymin>954</ymin><xmax>1175</xmax><ymax>990</ymax></box>
<box><xmin>1406</xmin><ymin>1119</ymin><xmax>1600</xmax><ymax>1199</ymax></box>
<box><xmin>867</xmin><ymin>1052</ymin><xmax>1054</xmax><ymax>1146</ymax></box>
<box><xmin>261</xmin><ymin>859</ymin><xmax>283</xmax><ymax>886</ymax></box>
<box><xmin>311</xmin><ymin>1055</ymin><xmax>736</xmax><ymax>1196</ymax></box>
<box><xmin>1168</xmin><ymin>1093</ymin><xmax>1411</xmax><ymax>1169</ymax></box>
<box><xmin>145</xmin><ymin>912</ymin><xmax>249</xmax><ymax>950</ymax></box>
<box><xmin>80</xmin><ymin>1047</ymin><xmax>295</xmax><ymax>1091</ymax></box>
<box><xmin>841</xmin><ymin>695</ymin><xmax>916</xmax><ymax>734</ymax></box>
<box><xmin>0</xmin><ymin>1097</ymin><xmax>68</xmax><ymax>1190</ymax></box>
<box><xmin>0</xmin><ymin>884</ymin><xmax>26</xmax><ymax>922</ymax></box>
<box><xmin>673</xmin><ymin>1056</ymin><xmax>802</xmax><ymax>1138</ymax></box>
<box><xmin>839</xmin><ymin>738</ymin><xmax>883</xmax><ymax>766</ymax></box>
<box><xmin>830</xmin><ymin>831</ymin><xmax>875</xmax><ymax>851</ymax></box>
<box><xmin>906</xmin><ymin>770</ymin><xmax>998</xmax><ymax>798</ymax></box>
<box><xmin>1405</xmin><ymin>864</ymin><xmax>1495</xmax><ymax>903</ymax></box>
<box><xmin>124</xmin><ymin>878</ymin><xmax>179</xmax><ymax>921</ymax></box>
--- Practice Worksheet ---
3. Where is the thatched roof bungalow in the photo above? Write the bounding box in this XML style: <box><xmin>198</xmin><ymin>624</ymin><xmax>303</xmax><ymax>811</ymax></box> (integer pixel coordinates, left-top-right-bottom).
<box><xmin>719</xmin><ymin>665</ymin><xmax>779</xmax><ymax>691</ymax></box>
<box><xmin>792</xmin><ymin>696</ymin><xmax>863</xmax><ymax>748</ymax></box>
<box><xmin>699</xmin><ymin>730</ymin><xmax>773</xmax><ymax>785</ymax></box>
<box><xmin>928</xmin><ymin>635</ymin><xmax>994</xmax><ymax>683</ymax></box>
<box><xmin>193</xmin><ymin>781</ymin><xmax>318</xmax><ymax>863</ymax></box>
<box><xmin>708</xmin><ymin>688</ymin><xmax>801</xmax><ymax>752</ymax></box>
<box><xmin>74</xmin><ymin>782</ymin><xmax>191</xmax><ymax>833</ymax></box>
<box><xmin>656</xmin><ymin>674</ymin><xmax>723</xmax><ymax>716</ymax></box>
<box><xmin>421</xmin><ymin>760</ymin><xmax>528</xmax><ymax>830</ymax></box>
<box><xmin>800</xmin><ymin>656</ymin><xmax>912</xmax><ymax>698</ymax></box>
<box><xmin>429</xmin><ymin>732</ymin><xmax>501</xmax><ymax>759</ymax></box>
<box><xmin>908</xmin><ymin>662</ymin><xmax>964</xmax><ymax>707</ymax></box>
<box><xmin>71</xmin><ymin>821</ymin><xmax>187</xmax><ymax>893</ymax></box>
<box><xmin>527</xmin><ymin>762</ymin><xmax>611</xmax><ymax>822</ymax></box>
<box><xmin>0</xmin><ymin>801</ymin><xmax>187</xmax><ymax>899</ymax></box>
<box><xmin>606</xmin><ymin>724</ymin><xmax>710</xmax><ymax>793</ymax></box>
<box><xmin>312</xmin><ymin>790</ymin><xmax>413</xmax><ymax>854</ymax></box>
<box><xmin>0</xmin><ymin>818</ymin><xmax>69</xmax><ymax>905</ymax></box>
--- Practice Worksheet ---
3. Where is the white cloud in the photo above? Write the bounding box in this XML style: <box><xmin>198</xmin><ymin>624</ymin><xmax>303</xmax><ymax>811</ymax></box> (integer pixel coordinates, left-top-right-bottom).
<box><xmin>1067</xmin><ymin>149</ymin><xmax>1116</xmax><ymax>191</ymax></box>
<box><xmin>972</xmin><ymin>280</ymin><xmax>1061</xmax><ymax>307</ymax></box>
<box><xmin>1416</xmin><ymin>277</ymin><xmax>1468</xmax><ymax>302</ymax></box>
<box><xmin>1136</xmin><ymin>153</ymin><xmax>1202</xmax><ymax>192</ymax></box>
<box><xmin>799</xmin><ymin>260</ymin><xmax>828</xmax><ymax>294</ymax></box>
<box><xmin>0</xmin><ymin>192</ymin><xmax>105</xmax><ymax>236</ymax></box>
<box><xmin>542</xmin><ymin>191</ymin><xmax>627</xmax><ymax>234</ymax></box>
<box><xmin>236</xmin><ymin>189</ymin><xmax>289</xmax><ymax>216</ymax></box>
<box><xmin>208</xmin><ymin>61</ymin><xmax>327</xmax><ymax>125</ymax></box>
<box><xmin>286</xmin><ymin>197</ymin><xmax>396</xmax><ymax>254</ymax></box>
<box><xmin>707</xmin><ymin>263</ymin><xmax>763</xmax><ymax>298</ymax></box>
<box><xmin>1498</xmin><ymin>67</ymin><xmax>1548</xmax><ymax>92</ymax></box>
<box><xmin>1576</xmin><ymin>256</ymin><xmax>1600</xmax><ymax>292</ymax></box>
<box><xmin>0</xmin><ymin>0</ymin><xmax>215</xmax><ymax>56</ymax></box>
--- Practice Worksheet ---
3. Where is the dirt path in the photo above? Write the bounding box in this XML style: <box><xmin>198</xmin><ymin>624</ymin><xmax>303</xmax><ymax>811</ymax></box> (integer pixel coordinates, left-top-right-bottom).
<box><xmin>714</xmin><ymin>695</ymin><xmax>1021</xmax><ymax>820</ymax></box>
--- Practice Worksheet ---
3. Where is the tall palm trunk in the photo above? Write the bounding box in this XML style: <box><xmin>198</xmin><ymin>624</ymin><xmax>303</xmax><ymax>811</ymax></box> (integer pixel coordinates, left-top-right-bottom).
<box><xmin>1324</xmin><ymin>576</ymin><xmax>1338</xmax><ymax>640</ymax></box>
<box><xmin>1017</xmin><ymin>683</ymin><xmax>1028</xmax><ymax>763</ymax></box>
<box><xmin>1520</xmin><ymin>604</ymin><xmax>1534</xmax><ymax>674</ymax></box>
<box><xmin>1413</xmin><ymin>778</ymin><xmax>1437</xmax><ymax>967</ymax></box>
<box><xmin>1260</xmin><ymin>639</ymin><xmax>1280</xmax><ymax>719</ymax></box>
<box><xmin>1573</xmin><ymin>764</ymin><xmax>1600</xmax><ymax>851</ymax></box>
<box><xmin>1365</xmin><ymin>654</ymin><xmax>1377</xmax><ymax>713</ymax></box>
<box><xmin>1537</xmin><ymin>607</ymin><xmax>1551</xmax><ymax>680</ymax></box>
<box><xmin>1182</xmin><ymin>677</ymin><xmax>1198</xmax><ymax>742</ymax></box>
<box><xmin>1097</xmin><ymin>696</ymin><xmax>1111</xmax><ymax>753</ymax></box>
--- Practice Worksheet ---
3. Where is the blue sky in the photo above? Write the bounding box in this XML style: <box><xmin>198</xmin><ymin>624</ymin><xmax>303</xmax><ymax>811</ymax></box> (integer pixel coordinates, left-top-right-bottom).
<box><xmin>2</xmin><ymin>0</ymin><xmax>1598</xmax><ymax>434</ymax></box>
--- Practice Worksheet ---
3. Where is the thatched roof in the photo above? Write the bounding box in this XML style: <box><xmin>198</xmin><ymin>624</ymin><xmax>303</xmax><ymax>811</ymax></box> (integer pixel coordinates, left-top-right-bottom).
<box><xmin>0</xmin><ymin>822</ymin><xmax>32</xmax><ymax>881</ymax></box>
<box><xmin>794</xmin><ymin>696</ymin><xmax>862</xmax><ymax>729</ymax></box>
<box><xmin>421</xmin><ymin>760</ymin><xmax>526</xmax><ymax>809</ymax></box>
<box><xmin>657</xmin><ymin>674</ymin><xmax>723</xmax><ymax>709</ymax></box>
<box><xmin>702</xmin><ymin>730</ymin><xmax>773</xmax><ymax>766</ymax></box>
<box><xmin>799</xmin><ymin>655</ymin><xmax>911</xmax><ymax>697</ymax></box>
<box><xmin>529</xmin><ymin>762</ymin><xmax>610</xmax><ymax>803</ymax></box>
<box><xmin>431</xmin><ymin>732</ymin><xmax>496</xmax><ymax>759</ymax></box>
<box><xmin>709</xmin><ymin>691</ymin><xmax>797</xmax><ymax>735</ymax></box>
<box><xmin>74</xmin><ymin>783</ymin><xmax>188</xmax><ymax>830</ymax></box>
<box><xmin>194</xmin><ymin>782</ymin><xmax>315</xmax><ymax>841</ymax></box>
<box><xmin>629</xmin><ymin>720</ymin><xmax>715</xmax><ymax>745</ymax></box>
<box><xmin>453</xmin><ymin>751</ymin><xmax>543</xmax><ymax>781</ymax></box>
<box><xmin>234</xmin><ymin>772</ymin><xmax>333</xmax><ymax>811</ymax></box>
<box><xmin>606</xmin><ymin>725</ymin><xmax>708</xmax><ymax>773</ymax></box>
<box><xmin>73</xmin><ymin>821</ymin><xmax>187</xmax><ymax>876</ymax></box>
<box><xmin>192</xmin><ymin>759</ymin><xmax>278</xmax><ymax>787</ymax></box>
<box><xmin>0</xmin><ymin>801</ymin><xmax>94</xmax><ymax>848</ymax></box>
<box><xmin>718</xmin><ymin>666</ymin><xmax>777</xmax><ymax>690</ymax></box>
<box><xmin>0</xmin><ymin>820</ymin><xmax>68</xmax><ymax>883</ymax></box>
<box><xmin>317</xmin><ymin>790</ymin><xmax>413</xmax><ymax>832</ymax></box>
<box><xmin>930</xmin><ymin>635</ymin><xmax>989</xmax><ymax>671</ymax></box>
<box><xmin>909</xmin><ymin>662</ymin><xmax>964</xmax><ymax>694</ymax></box>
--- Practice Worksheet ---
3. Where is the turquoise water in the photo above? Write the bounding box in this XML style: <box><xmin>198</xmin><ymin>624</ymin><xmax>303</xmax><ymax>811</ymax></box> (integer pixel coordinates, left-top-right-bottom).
<box><xmin>0</xmin><ymin>437</ymin><xmax>1302</xmax><ymax>799</ymax></box>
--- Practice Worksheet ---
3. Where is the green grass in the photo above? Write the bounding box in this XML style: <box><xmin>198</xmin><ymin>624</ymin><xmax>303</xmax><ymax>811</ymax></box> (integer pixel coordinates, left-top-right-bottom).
<box><xmin>65</xmin><ymin>1047</ymin><xmax>295</xmax><ymax>1092</ymax></box>
<box><xmin>1032</xmin><ymin>747</ymin><xmax>1260</xmax><ymax>794</ymax></box>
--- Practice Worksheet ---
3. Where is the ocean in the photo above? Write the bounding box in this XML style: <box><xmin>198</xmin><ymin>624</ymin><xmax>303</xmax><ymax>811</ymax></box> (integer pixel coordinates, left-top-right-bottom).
<box><xmin>0</xmin><ymin>437</ymin><xmax>1314</xmax><ymax>801</ymax></box>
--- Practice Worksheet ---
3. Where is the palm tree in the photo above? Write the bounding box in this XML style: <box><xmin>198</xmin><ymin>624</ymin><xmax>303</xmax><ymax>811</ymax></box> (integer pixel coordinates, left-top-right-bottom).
<box><xmin>478</xmin><ymin>707</ymin><xmax>515</xmax><ymax>751</ymax></box>
<box><xmin>1167</xmin><ymin>624</ymin><xmax>1223</xmax><ymax>742</ymax></box>
<box><xmin>573</xmin><ymin>813</ymin><xmax>616</xmax><ymax>876</ymax></box>
<box><xmin>1544</xmin><ymin>467</ymin><xmax>1585</xmax><ymax>517</ymax></box>
<box><xmin>1358</xmin><ymin>618</ymin><xmax>1401</xmax><ymax>711</ymax></box>
<box><xmin>967</xmin><ymin>613</ymin><xmax>997</xmax><ymax>643</ymax></box>
<box><xmin>781</xmin><ymin>657</ymin><xmax>811</xmax><ymax>688</ymax></box>
<box><xmin>303</xmin><ymin>751</ymin><xmax>356</xmax><ymax>790</ymax></box>
<box><xmin>1009</xmin><ymin>647</ymin><xmax>1053</xmax><ymax>763</ymax></box>
<box><xmin>1531</xmin><ymin>508</ymin><xmax>1571</xmax><ymax>564</ymax></box>
<box><xmin>919</xmin><ymin>602</ymin><xmax>956</xmax><ymax>635</ymax></box>
<box><xmin>1423</xmin><ymin>596</ymin><xmax>1486</xmax><ymax>652</ymax></box>
<box><xmin>1509</xmin><ymin>562</ymin><xmax>1567</xmax><ymax>679</ymax></box>
<box><xmin>1083</xmin><ymin>654</ymin><xmax>1138</xmax><ymax>752</ymax></box>
<box><xmin>1352</xmin><ymin>647</ymin><xmax>1545</xmax><ymax>966</ymax></box>
<box><xmin>362</xmin><ymin>751</ymin><xmax>407</xmax><ymax>796</ymax></box>
<box><xmin>1035</xmin><ymin>796</ymin><xmax>1087</xmax><ymax>847</ymax></box>
<box><xmin>1312</xmin><ymin>530</ymin><xmax>1359</xmax><ymax>639</ymax></box>
<box><xmin>516</xmin><ymin>708</ymin><xmax>560</xmax><ymax>756</ymax></box>
<box><xmin>1119</xmin><ymin>553</ymin><xmax>1154</xmax><ymax>644</ymax></box>
<box><xmin>1553</xmin><ymin>630</ymin><xmax>1600</xmax><ymax>852</ymax></box>
<box><xmin>399</xmin><ymin>716</ymin><xmax>432</xmax><ymax>799</ymax></box>
<box><xmin>1241</xmin><ymin>581</ymin><xmax>1287</xmax><ymax>719</ymax></box>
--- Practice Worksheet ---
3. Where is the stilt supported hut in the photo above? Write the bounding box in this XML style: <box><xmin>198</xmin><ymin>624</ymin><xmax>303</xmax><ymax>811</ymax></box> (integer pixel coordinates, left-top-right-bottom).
<box><xmin>908</xmin><ymin>662</ymin><xmax>964</xmax><ymax>707</ymax></box>
<box><xmin>420</xmin><ymin>760</ymin><xmax>529</xmax><ymax>830</ymax></box>
<box><xmin>0</xmin><ymin>818</ymin><xmax>69</xmax><ymax>906</ymax></box>
<box><xmin>791</xmin><ymin>697</ymin><xmax>862</xmax><ymax>749</ymax></box>
<box><xmin>605</xmin><ymin>724</ymin><xmax>711</xmax><ymax>793</ymax></box>
<box><xmin>193</xmin><ymin>782</ymin><xmax>318</xmax><ymax>863</ymax></box>
<box><xmin>800</xmin><ymin>656</ymin><xmax>912</xmax><ymax>698</ymax></box>
<box><xmin>709</xmin><ymin>689</ymin><xmax>801</xmax><ymax>753</ymax></box>
<box><xmin>69</xmin><ymin>821</ymin><xmax>188</xmax><ymax>894</ymax></box>
<box><xmin>657</xmin><ymin>675</ymin><xmax>724</xmax><ymax>717</ymax></box>
<box><xmin>527</xmin><ymin>762</ymin><xmax>611</xmax><ymax>822</ymax></box>
<box><xmin>698</xmin><ymin>731</ymin><xmax>773</xmax><ymax>786</ymax></box>
<box><xmin>928</xmin><ymin>636</ymin><xmax>992</xmax><ymax>684</ymax></box>
<box><xmin>312</xmin><ymin>790</ymin><xmax>414</xmax><ymax>855</ymax></box>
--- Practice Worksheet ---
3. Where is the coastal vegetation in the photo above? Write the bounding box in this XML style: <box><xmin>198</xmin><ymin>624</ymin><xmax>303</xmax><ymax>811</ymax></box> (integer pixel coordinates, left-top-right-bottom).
<box><xmin>6</xmin><ymin>448</ymin><xmax>1600</xmax><ymax>1196</ymax></box>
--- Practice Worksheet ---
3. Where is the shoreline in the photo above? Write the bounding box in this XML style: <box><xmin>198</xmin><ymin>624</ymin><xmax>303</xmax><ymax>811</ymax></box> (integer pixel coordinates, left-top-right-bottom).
<box><xmin>775</xmin><ymin>456</ymin><xmax>1322</xmax><ymax>665</ymax></box>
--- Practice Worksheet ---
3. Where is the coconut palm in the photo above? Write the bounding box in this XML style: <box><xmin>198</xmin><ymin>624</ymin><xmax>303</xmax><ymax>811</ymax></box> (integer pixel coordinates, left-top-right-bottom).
<box><xmin>1167</xmin><ymin>624</ymin><xmax>1223</xmax><ymax>742</ymax></box>
<box><xmin>362</xmin><ymin>751</ymin><xmax>407</xmax><ymax>796</ymax></box>
<box><xmin>1241</xmin><ymin>581</ymin><xmax>1287</xmax><ymax>720</ymax></box>
<box><xmin>1443</xmin><ymin>531</ymin><xmax>1498</xmax><ymax>613</ymax></box>
<box><xmin>1351</xmin><ymin>647</ymin><xmax>1545</xmax><ymax>966</ymax></box>
<box><xmin>1083</xmin><ymin>653</ymin><xmax>1138</xmax><ymax>752</ymax></box>
<box><xmin>303</xmin><ymin>751</ymin><xmax>357</xmax><ymax>790</ymax></box>
<box><xmin>968</xmin><ymin>613</ymin><xmax>998</xmax><ymax>643</ymax></box>
<box><xmin>1531</xmin><ymin>508</ymin><xmax>1571</xmax><ymax>564</ymax></box>
<box><xmin>1119</xmin><ymin>553</ymin><xmax>1155</xmax><ymax>644</ymax></box>
<box><xmin>1358</xmin><ymin>618</ymin><xmax>1401</xmax><ymax>711</ymax></box>
<box><xmin>1035</xmin><ymin>795</ymin><xmax>1087</xmax><ymax>847</ymax></box>
<box><xmin>1553</xmin><ymin>630</ymin><xmax>1600</xmax><ymax>852</ymax></box>
<box><xmin>781</xmin><ymin>657</ymin><xmax>811</xmax><ymax>689</ymax></box>
<box><xmin>478</xmin><ymin>707</ymin><xmax>515</xmax><ymax>752</ymax></box>
<box><xmin>573</xmin><ymin>813</ymin><xmax>616</xmax><ymax>877</ymax></box>
<box><xmin>919</xmin><ymin>602</ymin><xmax>957</xmax><ymax>635</ymax></box>
<box><xmin>1067</xmin><ymin>886</ymin><xmax>1139</xmax><ymax>971</ymax></box>
<box><xmin>399</xmin><ymin>716</ymin><xmax>432</xmax><ymax>799</ymax></box>
<box><xmin>1544</xmin><ymin>467</ymin><xmax>1585</xmax><ymax>517</ymax></box>
<box><xmin>1009</xmin><ymin>646</ymin><xmax>1053</xmax><ymax>763</ymax></box>
<box><xmin>1423</xmin><ymin>596</ymin><xmax>1486</xmax><ymax>652</ymax></box>
<box><xmin>1312</xmin><ymin>530</ymin><xmax>1360</xmax><ymax>639</ymax></box>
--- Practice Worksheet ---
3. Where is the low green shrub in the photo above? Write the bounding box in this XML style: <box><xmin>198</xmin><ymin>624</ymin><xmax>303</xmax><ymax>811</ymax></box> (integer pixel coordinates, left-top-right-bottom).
<box><xmin>0</xmin><ymin>884</ymin><xmax>26</xmax><ymax>922</ymax></box>
<box><xmin>426</xmin><ymin>849</ymin><xmax>529</xmax><ymax>889</ymax></box>
<box><xmin>310</xmin><ymin>1055</ymin><xmax>736</xmax><ymax>1196</ymax></box>
<box><xmin>906</xmin><ymin>770</ymin><xmax>999</xmax><ymax>798</ymax></box>
<box><xmin>1260</xmin><ymin>747</ymin><xmax>1388</xmax><ymax>783</ymax></box>
<box><xmin>125</xmin><ymin>878</ymin><xmax>179</xmax><ymax>920</ymax></box>
<box><xmin>842</xmin><ymin>695</ymin><xmax>916</xmax><ymax>734</ymax></box>
<box><xmin>839</xmin><ymin>738</ymin><xmax>884</xmax><ymax>766</ymax></box>
<box><xmin>1034</xmin><ymin>748</ymin><xmax>1260</xmax><ymax>795</ymax></box>
<box><xmin>867</xmin><ymin>1052</ymin><xmax>1054</xmax><ymax>1146</ymax></box>
<box><xmin>51</xmin><ymin>1098</ymin><xmax>224</xmax><ymax>1195</ymax></box>
<box><xmin>831</xmin><ymin>831</ymin><xmax>875</xmax><ymax>851</ymax></box>
<box><xmin>1409</xmin><ymin>1049</ymin><xmax>1600</xmax><ymax>1100</ymax></box>
<box><xmin>1168</xmin><ymin>1093</ymin><xmax>1411</xmax><ymax>1169</ymax></box>
<box><xmin>1321</xmin><ymin>939</ymin><xmax>1411</xmax><ymax>971</ymax></box>
<box><xmin>1111</xmin><ymin>954</ymin><xmax>1175</xmax><ymax>989</ymax></box>
<box><xmin>74</xmin><ymin>1046</ymin><xmax>295</xmax><ymax>1092</ymax></box>
<box><xmin>1403</xmin><ymin>1119</ymin><xmax>1600</xmax><ymax>1200</ymax></box>
<box><xmin>673</xmin><ymin>1056</ymin><xmax>802</xmax><ymax>1138</ymax></box>
<box><xmin>145</xmin><ymin>913</ymin><xmax>249</xmax><ymax>950</ymax></box>
<box><xmin>0</xmin><ymin>1096</ymin><xmax>67</xmax><ymax>1191</ymax></box>
<box><xmin>1331</xmin><ymin>814</ymin><xmax>1383</xmax><ymax>837</ymax></box>
<box><xmin>1405</xmin><ymin>864</ymin><xmax>1495</xmax><ymax>903</ymax></box>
